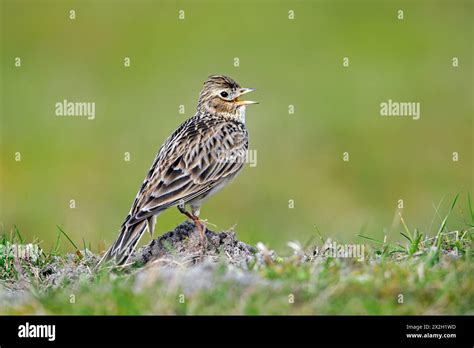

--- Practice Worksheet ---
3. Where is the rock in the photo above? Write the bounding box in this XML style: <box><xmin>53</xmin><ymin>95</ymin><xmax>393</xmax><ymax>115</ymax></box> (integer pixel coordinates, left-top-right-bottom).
<box><xmin>132</xmin><ymin>221</ymin><xmax>256</xmax><ymax>268</ymax></box>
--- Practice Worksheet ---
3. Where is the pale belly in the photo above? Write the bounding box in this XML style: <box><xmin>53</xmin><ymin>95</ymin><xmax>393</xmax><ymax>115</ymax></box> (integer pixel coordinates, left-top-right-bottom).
<box><xmin>187</xmin><ymin>173</ymin><xmax>240</xmax><ymax>212</ymax></box>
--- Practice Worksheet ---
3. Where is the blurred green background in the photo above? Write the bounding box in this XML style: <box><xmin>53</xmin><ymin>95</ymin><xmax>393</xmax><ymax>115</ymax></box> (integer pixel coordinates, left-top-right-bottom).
<box><xmin>1</xmin><ymin>0</ymin><xmax>472</xmax><ymax>253</ymax></box>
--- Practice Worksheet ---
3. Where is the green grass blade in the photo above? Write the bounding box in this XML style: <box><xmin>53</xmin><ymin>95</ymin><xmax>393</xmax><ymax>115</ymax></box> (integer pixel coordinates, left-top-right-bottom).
<box><xmin>56</xmin><ymin>225</ymin><xmax>83</xmax><ymax>258</ymax></box>
<box><xmin>13</xmin><ymin>225</ymin><xmax>23</xmax><ymax>244</ymax></box>
<box><xmin>400</xmin><ymin>232</ymin><xmax>412</xmax><ymax>243</ymax></box>
<box><xmin>358</xmin><ymin>234</ymin><xmax>383</xmax><ymax>245</ymax></box>
<box><xmin>468</xmin><ymin>192</ymin><xmax>474</xmax><ymax>225</ymax></box>
<box><xmin>399</xmin><ymin>213</ymin><xmax>412</xmax><ymax>242</ymax></box>
<box><xmin>437</xmin><ymin>193</ymin><xmax>460</xmax><ymax>235</ymax></box>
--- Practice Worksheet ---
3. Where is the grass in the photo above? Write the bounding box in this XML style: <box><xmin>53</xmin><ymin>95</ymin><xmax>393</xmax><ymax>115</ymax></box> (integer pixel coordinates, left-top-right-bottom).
<box><xmin>0</xmin><ymin>194</ymin><xmax>473</xmax><ymax>315</ymax></box>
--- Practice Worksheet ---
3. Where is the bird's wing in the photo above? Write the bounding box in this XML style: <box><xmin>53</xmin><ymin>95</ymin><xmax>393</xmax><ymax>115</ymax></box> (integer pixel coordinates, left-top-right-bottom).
<box><xmin>126</xmin><ymin>116</ymin><xmax>248</xmax><ymax>226</ymax></box>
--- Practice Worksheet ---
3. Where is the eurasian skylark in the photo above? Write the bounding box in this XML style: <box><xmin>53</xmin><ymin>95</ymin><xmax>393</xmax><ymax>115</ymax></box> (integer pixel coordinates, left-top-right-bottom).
<box><xmin>98</xmin><ymin>75</ymin><xmax>257</xmax><ymax>266</ymax></box>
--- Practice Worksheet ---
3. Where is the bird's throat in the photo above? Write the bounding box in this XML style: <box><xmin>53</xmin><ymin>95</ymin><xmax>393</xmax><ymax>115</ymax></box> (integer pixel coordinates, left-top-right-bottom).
<box><xmin>237</xmin><ymin>106</ymin><xmax>246</xmax><ymax>123</ymax></box>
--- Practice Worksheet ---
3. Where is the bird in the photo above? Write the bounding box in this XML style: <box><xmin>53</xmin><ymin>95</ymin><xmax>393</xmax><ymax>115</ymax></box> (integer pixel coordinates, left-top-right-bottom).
<box><xmin>97</xmin><ymin>75</ymin><xmax>257</xmax><ymax>266</ymax></box>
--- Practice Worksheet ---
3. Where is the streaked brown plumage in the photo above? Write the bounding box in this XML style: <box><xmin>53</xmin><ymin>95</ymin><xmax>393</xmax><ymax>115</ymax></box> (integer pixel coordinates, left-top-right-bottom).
<box><xmin>98</xmin><ymin>75</ymin><xmax>257</xmax><ymax>266</ymax></box>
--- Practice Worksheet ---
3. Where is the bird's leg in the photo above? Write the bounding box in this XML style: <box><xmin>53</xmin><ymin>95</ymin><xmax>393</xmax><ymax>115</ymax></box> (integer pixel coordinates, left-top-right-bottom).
<box><xmin>177</xmin><ymin>204</ymin><xmax>195</xmax><ymax>221</ymax></box>
<box><xmin>177</xmin><ymin>205</ymin><xmax>207</xmax><ymax>247</ymax></box>
<box><xmin>191</xmin><ymin>207</ymin><xmax>207</xmax><ymax>246</ymax></box>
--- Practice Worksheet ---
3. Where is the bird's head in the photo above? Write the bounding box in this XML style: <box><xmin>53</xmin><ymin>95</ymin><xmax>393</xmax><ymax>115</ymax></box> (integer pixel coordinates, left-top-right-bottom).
<box><xmin>197</xmin><ymin>75</ymin><xmax>257</xmax><ymax>120</ymax></box>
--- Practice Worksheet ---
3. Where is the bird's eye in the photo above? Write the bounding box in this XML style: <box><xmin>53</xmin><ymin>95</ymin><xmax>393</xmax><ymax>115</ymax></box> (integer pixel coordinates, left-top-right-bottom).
<box><xmin>220</xmin><ymin>91</ymin><xmax>229</xmax><ymax>98</ymax></box>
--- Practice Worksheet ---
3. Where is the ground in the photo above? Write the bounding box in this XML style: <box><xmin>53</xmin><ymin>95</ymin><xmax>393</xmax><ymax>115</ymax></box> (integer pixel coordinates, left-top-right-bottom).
<box><xmin>1</xmin><ymin>198</ymin><xmax>473</xmax><ymax>315</ymax></box>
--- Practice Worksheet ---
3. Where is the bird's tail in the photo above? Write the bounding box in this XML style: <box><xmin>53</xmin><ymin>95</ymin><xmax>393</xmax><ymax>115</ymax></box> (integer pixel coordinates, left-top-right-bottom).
<box><xmin>96</xmin><ymin>220</ymin><xmax>147</xmax><ymax>268</ymax></box>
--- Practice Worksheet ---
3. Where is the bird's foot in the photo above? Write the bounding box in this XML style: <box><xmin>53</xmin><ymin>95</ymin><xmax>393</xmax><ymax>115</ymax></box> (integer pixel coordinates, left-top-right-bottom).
<box><xmin>177</xmin><ymin>205</ymin><xmax>207</xmax><ymax>253</ymax></box>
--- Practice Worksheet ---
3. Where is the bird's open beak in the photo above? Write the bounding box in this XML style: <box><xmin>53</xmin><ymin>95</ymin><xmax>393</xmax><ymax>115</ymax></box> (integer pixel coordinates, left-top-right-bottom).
<box><xmin>234</xmin><ymin>88</ymin><xmax>258</xmax><ymax>105</ymax></box>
